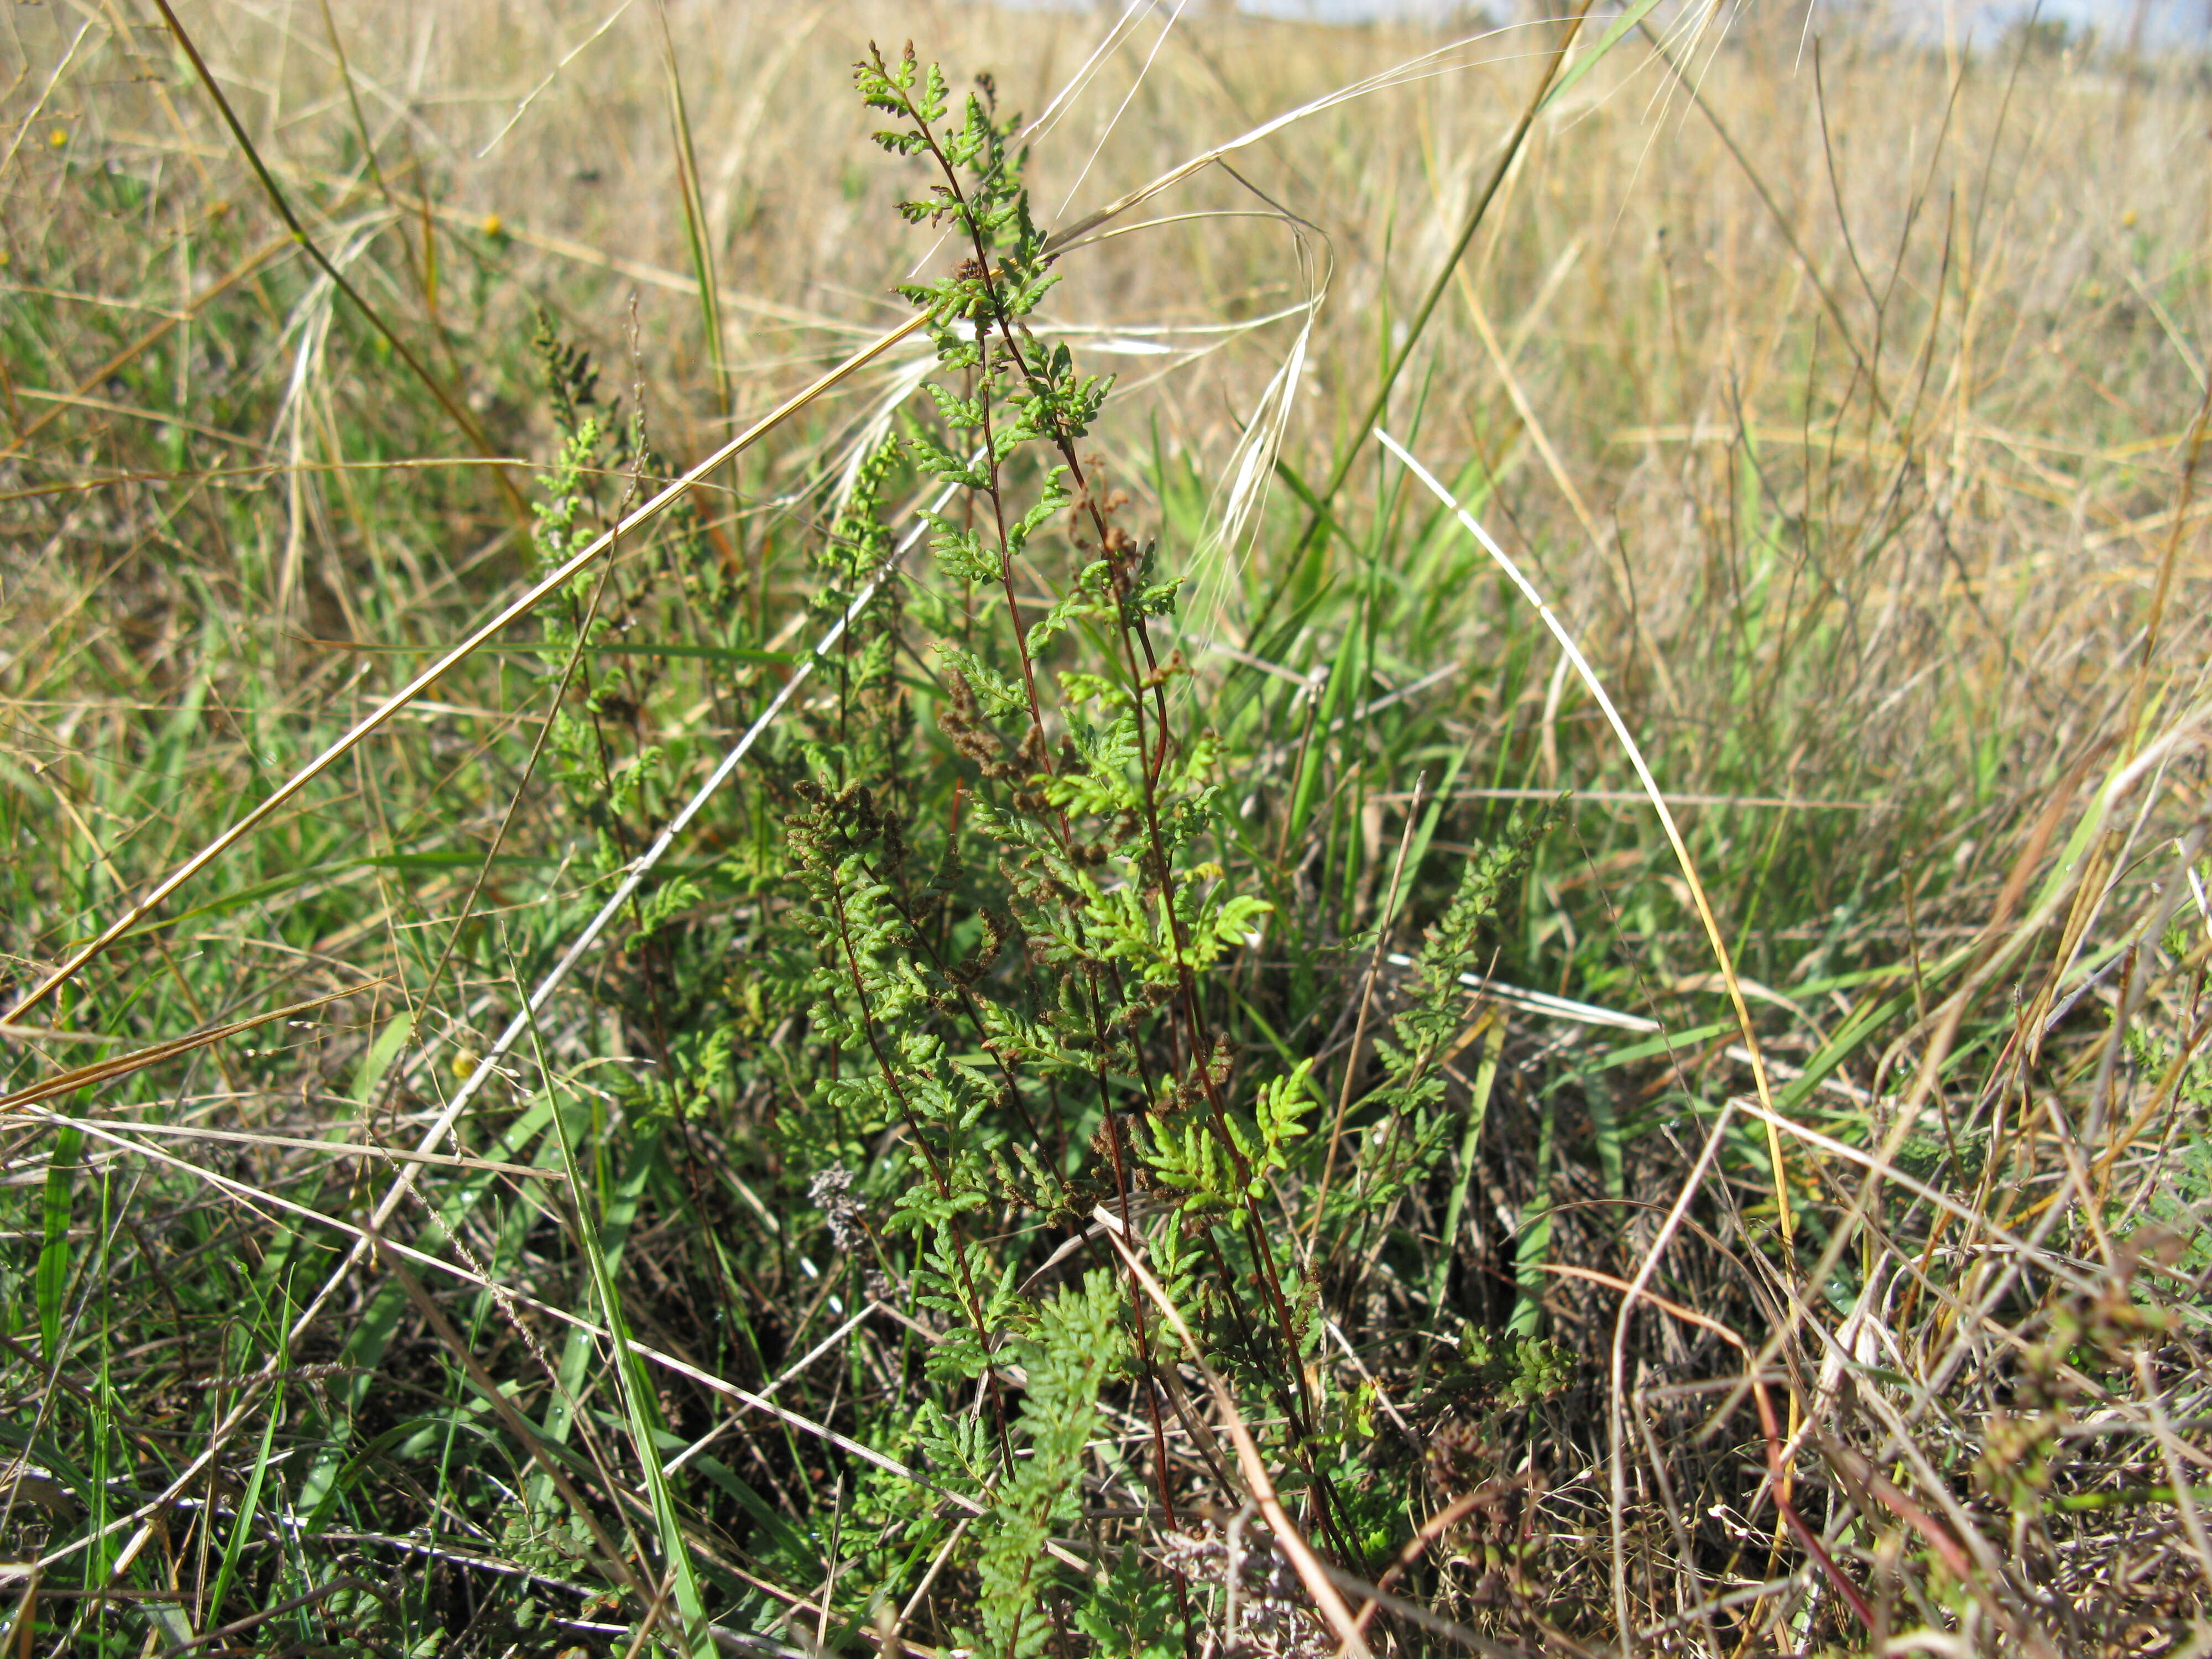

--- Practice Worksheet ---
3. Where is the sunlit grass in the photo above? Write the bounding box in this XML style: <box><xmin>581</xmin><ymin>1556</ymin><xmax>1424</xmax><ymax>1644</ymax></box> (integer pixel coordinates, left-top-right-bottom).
<box><xmin>2</xmin><ymin>2</ymin><xmax>2209</xmax><ymax>1652</ymax></box>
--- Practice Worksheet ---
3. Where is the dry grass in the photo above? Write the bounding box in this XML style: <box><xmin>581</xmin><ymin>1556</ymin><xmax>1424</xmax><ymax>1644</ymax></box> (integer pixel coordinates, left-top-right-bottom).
<box><xmin>3</xmin><ymin>1</ymin><xmax>2210</xmax><ymax>1653</ymax></box>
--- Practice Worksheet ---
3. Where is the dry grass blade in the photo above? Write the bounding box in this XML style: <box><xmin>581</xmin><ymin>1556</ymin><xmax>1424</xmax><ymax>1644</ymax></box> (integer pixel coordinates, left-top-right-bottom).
<box><xmin>1376</xmin><ymin>427</ymin><xmax>1794</xmax><ymax>1242</ymax></box>
<box><xmin>20</xmin><ymin>1145</ymin><xmax>976</xmax><ymax>1584</ymax></box>
<box><xmin>145</xmin><ymin>0</ymin><xmax>525</xmax><ymax>514</ymax></box>
<box><xmin>0</xmin><ymin>983</ymin><xmax>374</xmax><ymax>1113</ymax></box>
<box><xmin>1309</xmin><ymin>1561</ymin><xmax>1547</xmax><ymax>1659</ymax></box>
<box><xmin>16</xmin><ymin>1109</ymin><xmax>555</xmax><ymax>1178</ymax></box>
<box><xmin>1108</xmin><ymin>1235</ymin><xmax>1375</xmax><ymax>1659</ymax></box>
<box><xmin>0</xmin><ymin>230</ymin><xmax>298</xmax><ymax>457</ymax></box>
<box><xmin>364</xmin><ymin>1229</ymin><xmax>658</xmax><ymax>1615</ymax></box>
<box><xmin>0</xmin><ymin>1025</ymin><xmax>124</xmax><ymax>1048</ymax></box>
<box><xmin>655</xmin><ymin>0</ymin><xmax>734</xmax><ymax>423</ymax></box>
<box><xmin>9</xmin><ymin>313</ymin><xmax>927</xmax><ymax>1021</ymax></box>
<box><xmin>0</xmin><ymin>19</ymin><xmax>89</xmax><ymax>180</ymax></box>
<box><xmin>280</xmin><ymin>469</ymin><xmax>961</xmax><ymax>1384</ymax></box>
<box><xmin>9</xmin><ymin>6</ymin><xmax>2210</xmax><ymax>1650</ymax></box>
<box><xmin>1725</xmin><ymin>1093</ymin><xmax>2097</xmax><ymax>1292</ymax></box>
<box><xmin>478</xmin><ymin>0</ymin><xmax>638</xmax><ymax>159</ymax></box>
<box><xmin>1635</xmin><ymin>15</ymin><xmax>1874</xmax><ymax>395</ymax></box>
<box><xmin>1296</xmin><ymin>1</ymin><xmax>1594</xmax><ymax>544</ymax></box>
<box><xmin>1043</xmin><ymin>19</ymin><xmax>1550</xmax><ymax>260</ymax></box>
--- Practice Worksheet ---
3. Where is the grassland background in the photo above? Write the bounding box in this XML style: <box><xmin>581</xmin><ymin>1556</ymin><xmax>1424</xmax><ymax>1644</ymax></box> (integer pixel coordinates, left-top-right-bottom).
<box><xmin>2</xmin><ymin>0</ymin><xmax>2210</xmax><ymax>1653</ymax></box>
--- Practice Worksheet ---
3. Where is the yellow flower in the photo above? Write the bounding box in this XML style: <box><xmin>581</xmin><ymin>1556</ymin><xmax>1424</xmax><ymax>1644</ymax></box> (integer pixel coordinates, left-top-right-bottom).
<box><xmin>481</xmin><ymin>212</ymin><xmax>504</xmax><ymax>238</ymax></box>
<box><xmin>2121</xmin><ymin>208</ymin><xmax>2138</xmax><ymax>228</ymax></box>
<box><xmin>48</xmin><ymin>128</ymin><xmax>67</xmax><ymax>149</ymax></box>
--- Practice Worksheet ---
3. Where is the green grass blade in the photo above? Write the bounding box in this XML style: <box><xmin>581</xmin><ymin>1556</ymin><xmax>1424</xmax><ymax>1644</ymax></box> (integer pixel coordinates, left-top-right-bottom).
<box><xmin>349</xmin><ymin>1011</ymin><xmax>413</xmax><ymax>1109</ymax></box>
<box><xmin>1539</xmin><ymin>0</ymin><xmax>1666</xmax><ymax>114</ymax></box>
<box><xmin>657</xmin><ymin>0</ymin><xmax>732</xmax><ymax>427</ymax></box>
<box><xmin>36</xmin><ymin>1124</ymin><xmax>80</xmax><ymax>1364</ymax></box>
<box><xmin>533</xmin><ymin>1035</ymin><xmax>713</xmax><ymax>1656</ymax></box>
<box><xmin>205</xmin><ymin>1381</ymin><xmax>285</xmax><ymax>1627</ymax></box>
<box><xmin>532</xmin><ymin>1127</ymin><xmax>656</xmax><ymax>1514</ymax></box>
